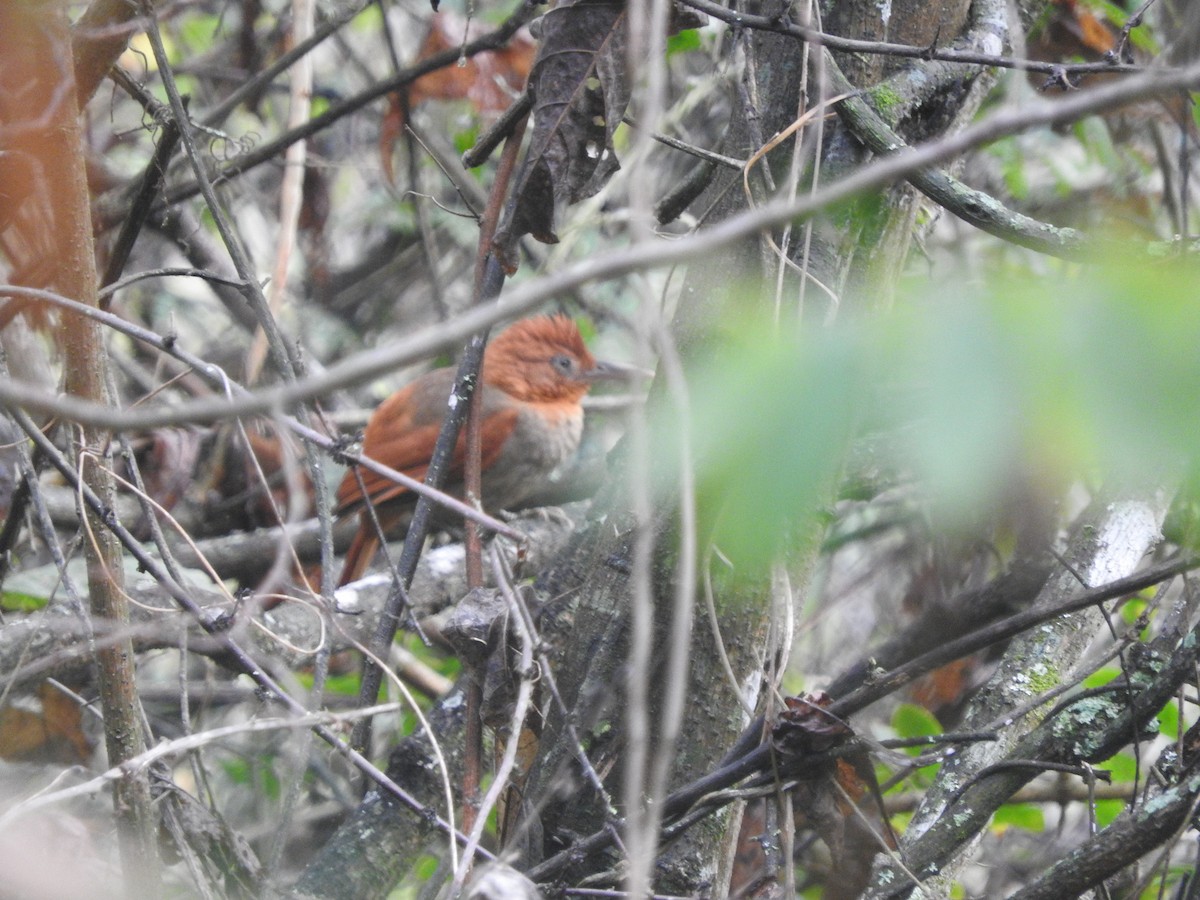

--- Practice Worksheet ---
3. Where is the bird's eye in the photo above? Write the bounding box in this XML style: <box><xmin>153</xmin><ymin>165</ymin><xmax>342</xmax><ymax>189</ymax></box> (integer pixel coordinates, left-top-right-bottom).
<box><xmin>550</xmin><ymin>353</ymin><xmax>575</xmax><ymax>375</ymax></box>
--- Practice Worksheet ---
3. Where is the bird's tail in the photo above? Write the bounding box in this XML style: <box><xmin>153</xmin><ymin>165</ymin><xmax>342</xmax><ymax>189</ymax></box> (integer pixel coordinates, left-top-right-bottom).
<box><xmin>338</xmin><ymin>520</ymin><xmax>381</xmax><ymax>587</ymax></box>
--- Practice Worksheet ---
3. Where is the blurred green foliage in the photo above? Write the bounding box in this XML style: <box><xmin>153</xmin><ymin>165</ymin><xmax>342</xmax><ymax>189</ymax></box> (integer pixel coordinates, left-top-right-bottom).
<box><xmin>1156</xmin><ymin>699</ymin><xmax>1179</xmax><ymax>741</ymax></box>
<box><xmin>667</xmin><ymin>29</ymin><xmax>702</xmax><ymax>56</ymax></box>
<box><xmin>992</xmin><ymin>802</ymin><xmax>1045</xmax><ymax>832</ymax></box>
<box><xmin>676</xmin><ymin>256</ymin><xmax>1200</xmax><ymax>572</ymax></box>
<box><xmin>890</xmin><ymin>703</ymin><xmax>944</xmax><ymax>785</ymax></box>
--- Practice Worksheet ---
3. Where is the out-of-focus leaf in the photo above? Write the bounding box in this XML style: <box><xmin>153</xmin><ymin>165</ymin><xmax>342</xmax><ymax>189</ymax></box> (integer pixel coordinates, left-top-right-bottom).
<box><xmin>683</xmin><ymin>316</ymin><xmax>867</xmax><ymax>571</ymax></box>
<box><xmin>2</xmin><ymin>563</ymin><xmax>70</xmax><ymax>611</ymax></box>
<box><xmin>1119</xmin><ymin>595</ymin><xmax>1148</xmax><ymax>626</ymax></box>
<box><xmin>892</xmin><ymin>258</ymin><xmax>1200</xmax><ymax>521</ymax></box>
<box><xmin>1094</xmin><ymin>797</ymin><xmax>1124</xmax><ymax>827</ymax></box>
<box><xmin>1083</xmin><ymin>666</ymin><xmax>1120</xmax><ymax>689</ymax></box>
<box><xmin>667</xmin><ymin>29</ymin><xmax>701</xmax><ymax>55</ymax></box>
<box><xmin>178</xmin><ymin>13</ymin><xmax>221</xmax><ymax>56</ymax></box>
<box><xmin>1073</xmin><ymin>117</ymin><xmax>1121</xmax><ymax>177</ymax></box>
<box><xmin>993</xmin><ymin>802</ymin><xmax>1045</xmax><ymax>832</ymax></box>
<box><xmin>222</xmin><ymin>758</ymin><xmax>252</xmax><ymax>784</ymax></box>
<box><xmin>2</xmin><ymin>581</ymin><xmax>48</xmax><ymax>611</ymax></box>
<box><xmin>454</xmin><ymin>125</ymin><xmax>480</xmax><ymax>155</ymax></box>
<box><xmin>1157</xmin><ymin>700</ymin><xmax>1180</xmax><ymax>741</ymax></box>
<box><xmin>1103</xmin><ymin>751</ymin><xmax>1136</xmax><ymax>783</ymax></box>
<box><xmin>892</xmin><ymin>291</ymin><xmax>1042</xmax><ymax>517</ymax></box>
<box><xmin>669</xmin><ymin>258</ymin><xmax>1200</xmax><ymax>573</ymax></box>
<box><xmin>892</xmin><ymin>704</ymin><xmax>942</xmax><ymax>748</ymax></box>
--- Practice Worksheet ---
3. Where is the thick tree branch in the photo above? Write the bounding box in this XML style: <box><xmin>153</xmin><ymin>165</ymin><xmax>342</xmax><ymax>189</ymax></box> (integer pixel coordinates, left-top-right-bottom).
<box><xmin>678</xmin><ymin>0</ymin><xmax>1141</xmax><ymax>77</ymax></box>
<box><xmin>825</xmin><ymin>52</ymin><xmax>1090</xmax><ymax>258</ymax></box>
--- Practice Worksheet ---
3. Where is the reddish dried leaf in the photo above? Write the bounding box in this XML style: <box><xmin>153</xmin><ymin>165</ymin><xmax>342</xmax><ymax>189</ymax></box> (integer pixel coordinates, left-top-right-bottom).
<box><xmin>788</xmin><ymin>748</ymin><xmax>896</xmax><ymax>898</ymax></box>
<box><xmin>238</xmin><ymin>430</ymin><xmax>313</xmax><ymax>525</ymax></box>
<box><xmin>0</xmin><ymin>681</ymin><xmax>92</xmax><ymax>763</ymax></box>
<box><xmin>378</xmin><ymin>97</ymin><xmax>407</xmax><ymax>186</ymax></box>
<box><xmin>833</xmin><ymin>757</ymin><xmax>868</xmax><ymax>805</ymax></box>
<box><xmin>910</xmin><ymin>657</ymin><xmax>974</xmax><ymax>713</ymax></box>
<box><xmin>299</xmin><ymin>162</ymin><xmax>333</xmax><ymax>289</ymax></box>
<box><xmin>728</xmin><ymin>799</ymin><xmax>769</xmax><ymax>896</ymax></box>
<box><xmin>379</xmin><ymin>13</ymin><xmax>535</xmax><ymax>183</ymax></box>
<box><xmin>1031</xmin><ymin>0</ymin><xmax>1117</xmax><ymax>62</ymax></box>
<box><xmin>129</xmin><ymin>422</ymin><xmax>303</xmax><ymax>550</ymax></box>
<box><xmin>1056</xmin><ymin>0</ymin><xmax>1116</xmax><ymax>54</ymax></box>
<box><xmin>140</xmin><ymin>427</ymin><xmax>204</xmax><ymax>514</ymax></box>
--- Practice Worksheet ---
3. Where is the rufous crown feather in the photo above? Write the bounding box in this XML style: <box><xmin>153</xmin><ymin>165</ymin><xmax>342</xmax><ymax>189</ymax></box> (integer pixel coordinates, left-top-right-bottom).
<box><xmin>482</xmin><ymin>315</ymin><xmax>597</xmax><ymax>404</ymax></box>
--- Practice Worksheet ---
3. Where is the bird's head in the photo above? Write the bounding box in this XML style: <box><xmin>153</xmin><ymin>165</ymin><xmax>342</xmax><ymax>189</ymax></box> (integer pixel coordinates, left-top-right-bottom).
<box><xmin>483</xmin><ymin>315</ymin><xmax>615</xmax><ymax>404</ymax></box>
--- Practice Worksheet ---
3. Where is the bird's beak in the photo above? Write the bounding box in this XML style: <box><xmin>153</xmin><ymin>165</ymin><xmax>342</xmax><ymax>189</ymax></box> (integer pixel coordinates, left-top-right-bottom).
<box><xmin>583</xmin><ymin>360</ymin><xmax>654</xmax><ymax>383</ymax></box>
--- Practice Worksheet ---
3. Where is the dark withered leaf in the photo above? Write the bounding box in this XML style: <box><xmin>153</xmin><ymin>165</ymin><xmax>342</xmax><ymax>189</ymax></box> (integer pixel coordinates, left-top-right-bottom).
<box><xmin>773</xmin><ymin>691</ymin><xmax>853</xmax><ymax>754</ymax></box>
<box><xmin>443</xmin><ymin>587</ymin><xmax>509</xmax><ymax>666</ymax></box>
<box><xmin>493</xmin><ymin>0</ymin><xmax>629</xmax><ymax>272</ymax></box>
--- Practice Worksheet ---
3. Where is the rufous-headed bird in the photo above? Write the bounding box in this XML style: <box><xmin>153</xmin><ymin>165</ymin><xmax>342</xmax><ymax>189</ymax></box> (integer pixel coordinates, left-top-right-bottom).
<box><xmin>335</xmin><ymin>315</ymin><xmax>622</xmax><ymax>585</ymax></box>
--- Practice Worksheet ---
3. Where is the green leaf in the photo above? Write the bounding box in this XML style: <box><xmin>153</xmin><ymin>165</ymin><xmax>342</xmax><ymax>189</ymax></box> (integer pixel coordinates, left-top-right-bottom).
<box><xmin>178</xmin><ymin>12</ymin><xmax>223</xmax><ymax>55</ymax></box>
<box><xmin>667</xmin><ymin>29</ymin><xmax>701</xmax><ymax>55</ymax></box>
<box><xmin>1157</xmin><ymin>700</ymin><xmax>1179</xmax><ymax>741</ymax></box>
<box><xmin>1102</xmin><ymin>751</ymin><xmax>1137</xmax><ymax>783</ymax></box>
<box><xmin>889</xmin><ymin>257</ymin><xmax>1200</xmax><ymax>524</ymax></box>
<box><xmin>895</xmin><ymin>293</ymin><xmax>1027</xmax><ymax>516</ymax></box>
<box><xmin>1073</xmin><ymin>118</ymin><xmax>1120</xmax><ymax>180</ymax></box>
<box><xmin>454</xmin><ymin>125</ymin><xmax>480</xmax><ymax>156</ymax></box>
<box><xmin>890</xmin><ymin>704</ymin><xmax>944</xmax><ymax>782</ymax></box>
<box><xmin>1094</xmin><ymin>798</ymin><xmax>1124</xmax><ymax>828</ymax></box>
<box><xmin>351</xmin><ymin>3</ymin><xmax>383</xmax><ymax>32</ymax></box>
<box><xmin>1119</xmin><ymin>595</ymin><xmax>1149</xmax><ymax>625</ymax></box>
<box><xmin>259</xmin><ymin>761</ymin><xmax>281</xmax><ymax>801</ymax></box>
<box><xmin>987</xmin><ymin>137</ymin><xmax>1029</xmax><ymax>200</ymax></box>
<box><xmin>323</xmin><ymin>672</ymin><xmax>363</xmax><ymax>696</ymax></box>
<box><xmin>892</xmin><ymin>703</ymin><xmax>942</xmax><ymax>744</ymax></box>
<box><xmin>993</xmin><ymin>802</ymin><xmax>1044</xmax><ymax>832</ymax></box>
<box><xmin>666</xmin><ymin>257</ymin><xmax>1200</xmax><ymax>572</ymax></box>
<box><xmin>1083</xmin><ymin>666</ymin><xmax>1120</xmax><ymax>689</ymax></box>
<box><xmin>222</xmin><ymin>758</ymin><xmax>252</xmax><ymax>785</ymax></box>
<box><xmin>2</xmin><ymin>586</ymin><xmax>49</xmax><ymax>612</ymax></box>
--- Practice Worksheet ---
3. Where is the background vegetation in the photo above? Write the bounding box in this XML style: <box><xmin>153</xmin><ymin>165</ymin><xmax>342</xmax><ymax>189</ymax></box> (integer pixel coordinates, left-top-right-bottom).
<box><xmin>1</xmin><ymin>0</ymin><xmax>1199</xmax><ymax>897</ymax></box>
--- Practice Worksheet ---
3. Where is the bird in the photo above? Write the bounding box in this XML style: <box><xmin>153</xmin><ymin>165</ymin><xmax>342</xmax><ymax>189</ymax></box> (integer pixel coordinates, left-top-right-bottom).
<box><xmin>335</xmin><ymin>314</ymin><xmax>621</xmax><ymax>586</ymax></box>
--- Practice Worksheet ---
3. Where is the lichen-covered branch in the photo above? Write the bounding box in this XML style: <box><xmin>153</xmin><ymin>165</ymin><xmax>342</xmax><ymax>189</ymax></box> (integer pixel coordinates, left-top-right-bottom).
<box><xmin>866</xmin><ymin>491</ymin><xmax>1172</xmax><ymax>897</ymax></box>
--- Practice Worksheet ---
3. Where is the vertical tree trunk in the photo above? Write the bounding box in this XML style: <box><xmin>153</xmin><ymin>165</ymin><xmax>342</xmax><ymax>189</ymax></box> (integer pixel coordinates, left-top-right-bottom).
<box><xmin>1</xmin><ymin>2</ymin><xmax>160</xmax><ymax>893</ymax></box>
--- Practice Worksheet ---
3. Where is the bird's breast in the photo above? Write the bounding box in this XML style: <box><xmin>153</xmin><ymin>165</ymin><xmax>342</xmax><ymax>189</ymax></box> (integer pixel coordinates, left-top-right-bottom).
<box><xmin>482</xmin><ymin>402</ymin><xmax>584</xmax><ymax>509</ymax></box>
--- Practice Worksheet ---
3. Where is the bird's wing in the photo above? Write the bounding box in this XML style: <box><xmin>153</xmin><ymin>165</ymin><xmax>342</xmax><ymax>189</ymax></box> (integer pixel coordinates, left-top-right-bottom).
<box><xmin>336</xmin><ymin>405</ymin><xmax>520</xmax><ymax>513</ymax></box>
<box><xmin>335</xmin><ymin>374</ymin><xmax>446</xmax><ymax>511</ymax></box>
